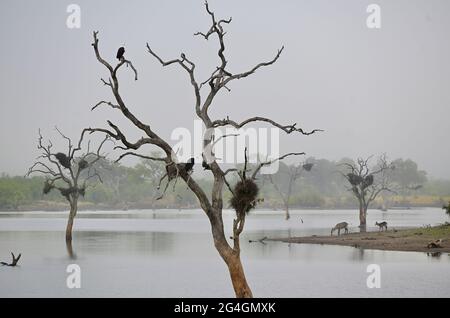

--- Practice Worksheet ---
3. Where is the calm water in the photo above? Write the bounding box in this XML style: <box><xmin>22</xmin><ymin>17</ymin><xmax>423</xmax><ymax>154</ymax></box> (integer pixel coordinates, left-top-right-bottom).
<box><xmin>0</xmin><ymin>208</ymin><xmax>449</xmax><ymax>297</ymax></box>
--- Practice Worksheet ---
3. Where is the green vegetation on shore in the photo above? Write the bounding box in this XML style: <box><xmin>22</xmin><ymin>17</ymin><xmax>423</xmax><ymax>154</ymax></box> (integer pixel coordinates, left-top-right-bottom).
<box><xmin>402</xmin><ymin>223</ymin><xmax>450</xmax><ymax>239</ymax></box>
<box><xmin>1</xmin><ymin>157</ymin><xmax>450</xmax><ymax>211</ymax></box>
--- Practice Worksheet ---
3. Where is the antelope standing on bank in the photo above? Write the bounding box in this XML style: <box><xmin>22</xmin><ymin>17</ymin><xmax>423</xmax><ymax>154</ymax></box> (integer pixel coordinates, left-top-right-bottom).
<box><xmin>375</xmin><ymin>221</ymin><xmax>388</xmax><ymax>231</ymax></box>
<box><xmin>331</xmin><ymin>222</ymin><xmax>349</xmax><ymax>236</ymax></box>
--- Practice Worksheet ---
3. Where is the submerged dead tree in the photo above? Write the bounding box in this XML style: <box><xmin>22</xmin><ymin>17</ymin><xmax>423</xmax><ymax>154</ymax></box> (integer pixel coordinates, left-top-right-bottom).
<box><xmin>86</xmin><ymin>2</ymin><xmax>319</xmax><ymax>298</ymax></box>
<box><xmin>1</xmin><ymin>252</ymin><xmax>21</xmax><ymax>267</ymax></box>
<box><xmin>27</xmin><ymin>129</ymin><xmax>108</xmax><ymax>249</ymax></box>
<box><xmin>341</xmin><ymin>155</ymin><xmax>395</xmax><ymax>232</ymax></box>
<box><xmin>268</xmin><ymin>162</ymin><xmax>313</xmax><ymax>220</ymax></box>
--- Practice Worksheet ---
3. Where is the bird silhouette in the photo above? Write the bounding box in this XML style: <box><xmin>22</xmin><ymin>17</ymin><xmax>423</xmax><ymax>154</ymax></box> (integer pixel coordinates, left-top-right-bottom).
<box><xmin>116</xmin><ymin>46</ymin><xmax>125</xmax><ymax>61</ymax></box>
<box><xmin>184</xmin><ymin>158</ymin><xmax>195</xmax><ymax>173</ymax></box>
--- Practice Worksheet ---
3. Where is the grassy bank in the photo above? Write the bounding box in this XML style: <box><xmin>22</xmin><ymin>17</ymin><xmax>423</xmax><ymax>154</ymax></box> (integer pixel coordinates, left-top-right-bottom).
<box><xmin>271</xmin><ymin>223</ymin><xmax>450</xmax><ymax>253</ymax></box>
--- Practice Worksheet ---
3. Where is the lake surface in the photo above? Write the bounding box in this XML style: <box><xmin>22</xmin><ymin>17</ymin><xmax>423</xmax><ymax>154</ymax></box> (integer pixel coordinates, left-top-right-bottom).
<box><xmin>0</xmin><ymin>208</ymin><xmax>449</xmax><ymax>297</ymax></box>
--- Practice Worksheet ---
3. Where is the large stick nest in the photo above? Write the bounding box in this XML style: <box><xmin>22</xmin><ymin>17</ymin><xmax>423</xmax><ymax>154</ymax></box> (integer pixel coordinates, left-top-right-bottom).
<box><xmin>347</xmin><ymin>173</ymin><xmax>374</xmax><ymax>189</ymax></box>
<box><xmin>361</xmin><ymin>174</ymin><xmax>374</xmax><ymax>189</ymax></box>
<box><xmin>55</xmin><ymin>153</ymin><xmax>71</xmax><ymax>169</ymax></box>
<box><xmin>58</xmin><ymin>187</ymin><xmax>86</xmax><ymax>201</ymax></box>
<box><xmin>230</xmin><ymin>179</ymin><xmax>259</xmax><ymax>217</ymax></box>
<box><xmin>347</xmin><ymin>173</ymin><xmax>363</xmax><ymax>186</ymax></box>
<box><xmin>78</xmin><ymin>159</ymin><xmax>89</xmax><ymax>171</ymax></box>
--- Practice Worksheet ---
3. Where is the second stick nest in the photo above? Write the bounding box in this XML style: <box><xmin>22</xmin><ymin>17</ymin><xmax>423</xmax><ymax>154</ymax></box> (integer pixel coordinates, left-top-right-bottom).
<box><xmin>230</xmin><ymin>179</ymin><xmax>259</xmax><ymax>217</ymax></box>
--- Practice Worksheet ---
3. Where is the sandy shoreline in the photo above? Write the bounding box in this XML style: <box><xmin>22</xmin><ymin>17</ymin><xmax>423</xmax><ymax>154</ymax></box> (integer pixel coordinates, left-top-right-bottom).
<box><xmin>269</xmin><ymin>224</ymin><xmax>450</xmax><ymax>253</ymax></box>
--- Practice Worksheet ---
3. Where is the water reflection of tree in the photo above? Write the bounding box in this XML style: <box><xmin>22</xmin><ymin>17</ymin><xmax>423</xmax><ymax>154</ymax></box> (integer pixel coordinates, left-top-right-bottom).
<box><xmin>66</xmin><ymin>240</ymin><xmax>77</xmax><ymax>259</ymax></box>
<box><xmin>350</xmin><ymin>247</ymin><xmax>365</xmax><ymax>261</ymax></box>
<box><xmin>74</xmin><ymin>231</ymin><xmax>175</xmax><ymax>256</ymax></box>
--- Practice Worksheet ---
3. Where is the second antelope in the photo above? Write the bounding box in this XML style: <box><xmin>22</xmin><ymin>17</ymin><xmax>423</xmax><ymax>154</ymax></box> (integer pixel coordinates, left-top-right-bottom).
<box><xmin>375</xmin><ymin>221</ymin><xmax>388</xmax><ymax>231</ymax></box>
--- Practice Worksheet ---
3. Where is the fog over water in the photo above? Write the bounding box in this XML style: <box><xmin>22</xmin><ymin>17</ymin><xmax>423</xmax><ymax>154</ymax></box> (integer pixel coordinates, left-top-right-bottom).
<box><xmin>1</xmin><ymin>208</ymin><xmax>449</xmax><ymax>297</ymax></box>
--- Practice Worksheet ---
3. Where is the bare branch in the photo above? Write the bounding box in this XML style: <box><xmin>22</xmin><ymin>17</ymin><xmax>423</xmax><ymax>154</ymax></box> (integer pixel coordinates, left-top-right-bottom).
<box><xmin>92</xmin><ymin>32</ymin><xmax>168</xmax><ymax>148</ymax></box>
<box><xmin>85</xmin><ymin>121</ymin><xmax>153</xmax><ymax>151</ymax></box>
<box><xmin>251</xmin><ymin>152</ymin><xmax>306</xmax><ymax>180</ymax></box>
<box><xmin>101</xmin><ymin>78</ymin><xmax>113</xmax><ymax>87</ymax></box>
<box><xmin>212</xmin><ymin>116</ymin><xmax>323</xmax><ymax>135</ymax></box>
<box><xmin>115</xmin><ymin>152</ymin><xmax>166</xmax><ymax>163</ymax></box>
<box><xmin>123</xmin><ymin>59</ymin><xmax>138</xmax><ymax>81</ymax></box>
<box><xmin>223</xmin><ymin>176</ymin><xmax>235</xmax><ymax>197</ymax></box>
<box><xmin>26</xmin><ymin>162</ymin><xmax>58</xmax><ymax>178</ymax></box>
<box><xmin>54</xmin><ymin>126</ymin><xmax>72</xmax><ymax>156</ymax></box>
<box><xmin>222</xmin><ymin>46</ymin><xmax>284</xmax><ymax>87</ymax></box>
<box><xmin>223</xmin><ymin>168</ymin><xmax>238</xmax><ymax>176</ymax></box>
<box><xmin>91</xmin><ymin>101</ymin><xmax>120</xmax><ymax>111</ymax></box>
<box><xmin>146</xmin><ymin>44</ymin><xmax>201</xmax><ymax>116</ymax></box>
<box><xmin>92</xmin><ymin>31</ymin><xmax>114</xmax><ymax>73</ymax></box>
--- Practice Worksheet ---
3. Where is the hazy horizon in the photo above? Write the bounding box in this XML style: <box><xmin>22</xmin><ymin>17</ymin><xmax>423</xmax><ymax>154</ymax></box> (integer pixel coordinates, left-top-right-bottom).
<box><xmin>1</xmin><ymin>0</ymin><xmax>449</xmax><ymax>178</ymax></box>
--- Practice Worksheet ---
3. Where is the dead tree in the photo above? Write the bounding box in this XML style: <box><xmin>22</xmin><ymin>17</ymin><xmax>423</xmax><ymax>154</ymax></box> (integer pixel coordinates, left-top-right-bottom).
<box><xmin>27</xmin><ymin>128</ymin><xmax>109</xmax><ymax>246</ymax></box>
<box><xmin>267</xmin><ymin>162</ymin><xmax>313</xmax><ymax>220</ymax></box>
<box><xmin>86</xmin><ymin>2</ymin><xmax>319</xmax><ymax>298</ymax></box>
<box><xmin>340</xmin><ymin>155</ymin><xmax>395</xmax><ymax>231</ymax></box>
<box><xmin>443</xmin><ymin>202</ymin><xmax>450</xmax><ymax>217</ymax></box>
<box><xmin>1</xmin><ymin>252</ymin><xmax>21</xmax><ymax>267</ymax></box>
<box><xmin>224</xmin><ymin>149</ymin><xmax>304</xmax><ymax>296</ymax></box>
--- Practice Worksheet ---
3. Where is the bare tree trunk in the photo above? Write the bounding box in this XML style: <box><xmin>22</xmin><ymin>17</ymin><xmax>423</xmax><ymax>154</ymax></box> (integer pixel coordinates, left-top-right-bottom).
<box><xmin>285</xmin><ymin>179</ymin><xmax>293</xmax><ymax>221</ymax></box>
<box><xmin>359</xmin><ymin>201</ymin><xmax>367</xmax><ymax>232</ymax></box>
<box><xmin>285</xmin><ymin>204</ymin><xmax>290</xmax><ymax>220</ymax></box>
<box><xmin>65</xmin><ymin>239</ymin><xmax>76</xmax><ymax>259</ymax></box>
<box><xmin>66</xmin><ymin>198</ymin><xmax>78</xmax><ymax>243</ymax></box>
<box><xmin>214</xmin><ymin>240</ymin><xmax>253</xmax><ymax>298</ymax></box>
<box><xmin>225</xmin><ymin>252</ymin><xmax>253</xmax><ymax>298</ymax></box>
<box><xmin>209</xmin><ymin>211</ymin><xmax>253</xmax><ymax>298</ymax></box>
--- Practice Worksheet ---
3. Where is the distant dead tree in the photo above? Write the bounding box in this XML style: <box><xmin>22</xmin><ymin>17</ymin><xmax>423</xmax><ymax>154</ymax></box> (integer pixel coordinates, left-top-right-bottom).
<box><xmin>86</xmin><ymin>2</ymin><xmax>320</xmax><ymax>298</ymax></box>
<box><xmin>27</xmin><ymin>128</ymin><xmax>109</xmax><ymax>250</ymax></box>
<box><xmin>340</xmin><ymin>155</ymin><xmax>395</xmax><ymax>231</ymax></box>
<box><xmin>267</xmin><ymin>162</ymin><xmax>313</xmax><ymax>220</ymax></box>
<box><xmin>443</xmin><ymin>202</ymin><xmax>450</xmax><ymax>217</ymax></box>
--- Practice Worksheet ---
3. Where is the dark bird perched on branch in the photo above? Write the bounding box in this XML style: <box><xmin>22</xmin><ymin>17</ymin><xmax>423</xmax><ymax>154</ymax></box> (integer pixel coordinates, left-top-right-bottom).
<box><xmin>155</xmin><ymin>158</ymin><xmax>195</xmax><ymax>200</ymax></box>
<box><xmin>116</xmin><ymin>46</ymin><xmax>125</xmax><ymax>61</ymax></box>
<box><xmin>182</xmin><ymin>158</ymin><xmax>195</xmax><ymax>174</ymax></box>
<box><xmin>361</xmin><ymin>174</ymin><xmax>374</xmax><ymax>189</ymax></box>
<box><xmin>202</xmin><ymin>160</ymin><xmax>211</xmax><ymax>171</ymax></box>
<box><xmin>1</xmin><ymin>252</ymin><xmax>21</xmax><ymax>267</ymax></box>
<box><xmin>78</xmin><ymin>159</ymin><xmax>88</xmax><ymax>171</ymax></box>
<box><xmin>347</xmin><ymin>173</ymin><xmax>363</xmax><ymax>186</ymax></box>
<box><xmin>54</xmin><ymin>153</ymin><xmax>71</xmax><ymax>169</ymax></box>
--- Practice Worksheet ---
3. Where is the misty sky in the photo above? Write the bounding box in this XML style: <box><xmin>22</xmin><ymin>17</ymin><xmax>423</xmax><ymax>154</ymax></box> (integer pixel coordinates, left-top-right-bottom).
<box><xmin>1</xmin><ymin>0</ymin><xmax>449</xmax><ymax>178</ymax></box>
